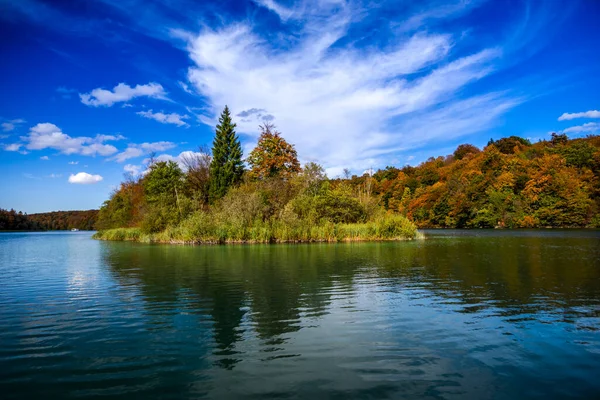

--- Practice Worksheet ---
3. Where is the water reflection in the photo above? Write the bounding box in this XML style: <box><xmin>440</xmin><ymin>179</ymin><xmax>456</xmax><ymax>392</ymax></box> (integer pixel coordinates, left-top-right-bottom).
<box><xmin>101</xmin><ymin>232</ymin><xmax>600</xmax><ymax>378</ymax></box>
<box><xmin>2</xmin><ymin>231</ymin><xmax>599</xmax><ymax>399</ymax></box>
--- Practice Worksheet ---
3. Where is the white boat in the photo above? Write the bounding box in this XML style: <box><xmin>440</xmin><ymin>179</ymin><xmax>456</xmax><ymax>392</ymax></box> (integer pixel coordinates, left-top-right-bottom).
<box><xmin>71</xmin><ymin>228</ymin><xmax>79</xmax><ymax>232</ymax></box>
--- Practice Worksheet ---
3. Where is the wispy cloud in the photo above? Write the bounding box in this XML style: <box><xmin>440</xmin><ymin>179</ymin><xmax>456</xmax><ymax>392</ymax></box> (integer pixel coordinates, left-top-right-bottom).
<box><xmin>56</xmin><ymin>86</ymin><xmax>78</xmax><ymax>99</ymax></box>
<box><xmin>124</xmin><ymin>164</ymin><xmax>142</xmax><ymax>175</ymax></box>
<box><xmin>184</xmin><ymin>0</ymin><xmax>522</xmax><ymax>172</ymax></box>
<box><xmin>137</xmin><ymin>110</ymin><xmax>190</xmax><ymax>127</ymax></box>
<box><xmin>40</xmin><ymin>155</ymin><xmax>49</xmax><ymax>160</ymax></box>
<box><xmin>111</xmin><ymin>141</ymin><xmax>177</xmax><ymax>162</ymax></box>
<box><xmin>4</xmin><ymin>143</ymin><xmax>22</xmax><ymax>152</ymax></box>
<box><xmin>561</xmin><ymin>122</ymin><xmax>599</xmax><ymax>134</ymax></box>
<box><xmin>2</xmin><ymin>119</ymin><xmax>26</xmax><ymax>132</ymax></box>
<box><xmin>178</xmin><ymin>80</ymin><xmax>194</xmax><ymax>94</ymax></box>
<box><xmin>80</xmin><ymin>82</ymin><xmax>167</xmax><ymax>107</ymax></box>
<box><xmin>68</xmin><ymin>172</ymin><xmax>104</xmax><ymax>184</ymax></box>
<box><xmin>10</xmin><ymin>123</ymin><xmax>120</xmax><ymax>156</ymax></box>
<box><xmin>23</xmin><ymin>173</ymin><xmax>41</xmax><ymax>180</ymax></box>
<box><xmin>558</xmin><ymin>110</ymin><xmax>600</xmax><ymax>121</ymax></box>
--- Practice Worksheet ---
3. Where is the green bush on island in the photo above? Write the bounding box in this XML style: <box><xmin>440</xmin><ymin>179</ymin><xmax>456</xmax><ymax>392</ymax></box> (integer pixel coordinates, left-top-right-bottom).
<box><xmin>94</xmin><ymin>107</ymin><xmax>419</xmax><ymax>243</ymax></box>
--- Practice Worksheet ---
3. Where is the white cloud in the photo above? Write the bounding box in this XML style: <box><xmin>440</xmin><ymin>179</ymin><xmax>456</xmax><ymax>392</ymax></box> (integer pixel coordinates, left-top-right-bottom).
<box><xmin>15</xmin><ymin>123</ymin><xmax>119</xmax><ymax>156</ymax></box>
<box><xmin>253</xmin><ymin>0</ymin><xmax>295</xmax><ymax>21</ymax></box>
<box><xmin>80</xmin><ymin>82</ymin><xmax>167</xmax><ymax>107</ymax></box>
<box><xmin>184</xmin><ymin>0</ymin><xmax>520</xmax><ymax>171</ymax></box>
<box><xmin>4</xmin><ymin>143</ymin><xmax>21</xmax><ymax>151</ymax></box>
<box><xmin>178</xmin><ymin>80</ymin><xmax>194</xmax><ymax>94</ymax></box>
<box><xmin>136</xmin><ymin>110</ymin><xmax>190</xmax><ymax>127</ymax></box>
<box><xmin>111</xmin><ymin>141</ymin><xmax>177</xmax><ymax>162</ymax></box>
<box><xmin>95</xmin><ymin>134</ymin><xmax>126</xmax><ymax>142</ymax></box>
<box><xmin>68</xmin><ymin>161</ymin><xmax>79</xmax><ymax>165</ymax></box>
<box><xmin>561</xmin><ymin>122</ymin><xmax>599</xmax><ymax>134</ymax></box>
<box><xmin>124</xmin><ymin>164</ymin><xmax>142</xmax><ymax>175</ymax></box>
<box><xmin>112</xmin><ymin>147</ymin><xmax>144</xmax><ymax>162</ymax></box>
<box><xmin>68</xmin><ymin>172</ymin><xmax>103</xmax><ymax>184</ymax></box>
<box><xmin>558</xmin><ymin>110</ymin><xmax>600</xmax><ymax>121</ymax></box>
<box><xmin>40</xmin><ymin>155</ymin><xmax>49</xmax><ymax>160</ymax></box>
<box><xmin>2</xmin><ymin>119</ymin><xmax>25</xmax><ymax>132</ymax></box>
<box><xmin>48</xmin><ymin>173</ymin><xmax>62</xmax><ymax>178</ymax></box>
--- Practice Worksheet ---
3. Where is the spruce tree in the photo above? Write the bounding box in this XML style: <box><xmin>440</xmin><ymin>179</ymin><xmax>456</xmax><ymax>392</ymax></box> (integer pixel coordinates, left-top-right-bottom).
<box><xmin>209</xmin><ymin>106</ymin><xmax>244</xmax><ymax>203</ymax></box>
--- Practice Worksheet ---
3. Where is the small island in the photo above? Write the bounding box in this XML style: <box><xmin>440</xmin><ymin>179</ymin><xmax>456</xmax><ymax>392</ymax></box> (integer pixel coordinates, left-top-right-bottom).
<box><xmin>93</xmin><ymin>107</ymin><xmax>420</xmax><ymax>244</ymax></box>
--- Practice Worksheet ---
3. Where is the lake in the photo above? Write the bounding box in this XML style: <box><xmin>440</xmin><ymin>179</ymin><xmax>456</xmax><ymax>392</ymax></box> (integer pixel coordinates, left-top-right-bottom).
<box><xmin>1</xmin><ymin>230</ymin><xmax>599</xmax><ymax>399</ymax></box>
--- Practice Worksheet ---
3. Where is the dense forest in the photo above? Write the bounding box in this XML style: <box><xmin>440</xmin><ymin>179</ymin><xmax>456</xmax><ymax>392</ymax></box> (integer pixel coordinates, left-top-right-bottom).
<box><xmin>342</xmin><ymin>133</ymin><xmax>600</xmax><ymax>228</ymax></box>
<box><xmin>0</xmin><ymin>209</ymin><xmax>98</xmax><ymax>231</ymax></box>
<box><xmin>95</xmin><ymin>106</ymin><xmax>599</xmax><ymax>245</ymax></box>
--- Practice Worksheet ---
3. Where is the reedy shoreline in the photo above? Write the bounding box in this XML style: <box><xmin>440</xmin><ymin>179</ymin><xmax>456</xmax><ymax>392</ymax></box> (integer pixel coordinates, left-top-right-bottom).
<box><xmin>93</xmin><ymin>214</ymin><xmax>421</xmax><ymax>244</ymax></box>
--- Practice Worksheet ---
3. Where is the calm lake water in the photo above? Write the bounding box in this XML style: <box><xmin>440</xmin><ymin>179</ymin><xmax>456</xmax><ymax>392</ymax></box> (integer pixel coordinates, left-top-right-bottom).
<box><xmin>1</xmin><ymin>230</ymin><xmax>599</xmax><ymax>399</ymax></box>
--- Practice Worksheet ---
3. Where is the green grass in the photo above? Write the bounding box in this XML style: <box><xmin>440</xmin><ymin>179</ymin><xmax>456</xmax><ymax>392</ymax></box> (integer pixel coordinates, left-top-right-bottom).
<box><xmin>93</xmin><ymin>213</ymin><xmax>420</xmax><ymax>244</ymax></box>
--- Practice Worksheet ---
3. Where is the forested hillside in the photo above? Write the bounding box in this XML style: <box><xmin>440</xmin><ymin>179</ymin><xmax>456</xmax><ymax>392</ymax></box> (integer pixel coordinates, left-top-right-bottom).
<box><xmin>5</xmin><ymin>132</ymin><xmax>599</xmax><ymax>234</ymax></box>
<box><xmin>28</xmin><ymin>210</ymin><xmax>98</xmax><ymax>230</ymax></box>
<box><xmin>0</xmin><ymin>209</ymin><xmax>42</xmax><ymax>231</ymax></box>
<box><xmin>0</xmin><ymin>209</ymin><xmax>98</xmax><ymax>231</ymax></box>
<box><xmin>342</xmin><ymin>134</ymin><xmax>600</xmax><ymax>228</ymax></box>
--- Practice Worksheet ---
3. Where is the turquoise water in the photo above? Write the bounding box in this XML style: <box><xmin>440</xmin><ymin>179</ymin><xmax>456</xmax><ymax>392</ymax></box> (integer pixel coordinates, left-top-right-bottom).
<box><xmin>1</xmin><ymin>230</ymin><xmax>599</xmax><ymax>399</ymax></box>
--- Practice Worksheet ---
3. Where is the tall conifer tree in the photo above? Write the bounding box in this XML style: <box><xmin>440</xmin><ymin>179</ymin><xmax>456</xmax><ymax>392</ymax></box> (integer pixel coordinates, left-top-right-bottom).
<box><xmin>209</xmin><ymin>106</ymin><xmax>244</xmax><ymax>202</ymax></box>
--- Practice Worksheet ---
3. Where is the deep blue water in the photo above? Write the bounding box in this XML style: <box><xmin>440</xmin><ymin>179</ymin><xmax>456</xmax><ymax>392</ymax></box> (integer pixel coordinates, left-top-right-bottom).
<box><xmin>1</xmin><ymin>230</ymin><xmax>599</xmax><ymax>399</ymax></box>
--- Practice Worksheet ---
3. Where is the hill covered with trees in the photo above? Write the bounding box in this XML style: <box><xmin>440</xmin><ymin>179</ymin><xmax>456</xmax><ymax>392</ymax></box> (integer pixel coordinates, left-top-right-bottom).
<box><xmin>0</xmin><ymin>209</ymin><xmax>98</xmax><ymax>231</ymax></box>
<box><xmin>343</xmin><ymin>133</ymin><xmax>600</xmax><ymax>228</ymax></box>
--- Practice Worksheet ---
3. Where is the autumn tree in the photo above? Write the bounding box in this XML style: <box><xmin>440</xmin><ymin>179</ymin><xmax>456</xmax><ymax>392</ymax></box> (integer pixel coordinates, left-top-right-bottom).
<box><xmin>247</xmin><ymin>123</ymin><xmax>301</xmax><ymax>179</ymax></box>
<box><xmin>487</xmin><ymin>136</ymin><xmax>531</xmax><ymax>154</ymax></box>
<box><xmin>453</xmin><ymin>144</ymin><xmax>480</xmax><ymax>160</ymax></box>
<box><xmin>209</xmin><ymin>106</ymin><xmax>244</xmax><ymax>203</ymax></box>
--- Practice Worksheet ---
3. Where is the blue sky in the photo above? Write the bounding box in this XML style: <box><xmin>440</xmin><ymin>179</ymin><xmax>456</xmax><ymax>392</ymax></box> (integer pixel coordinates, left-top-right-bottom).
<box><xmin>1</xmin><ymin>0</ymin><xmax>599</xmax><ymax>213</ymax></box>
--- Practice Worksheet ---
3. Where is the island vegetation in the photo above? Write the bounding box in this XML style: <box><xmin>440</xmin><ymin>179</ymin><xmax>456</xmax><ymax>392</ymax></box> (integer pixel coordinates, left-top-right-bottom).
<box><xmin>94</xmin><ymin>107</ymin><xmax>419</xmax><ymax>243</ymax></box>
<box><xmin>92</xmin><ymin>107</ymin><xmax>600</xmax><ymax>241</ymax></box>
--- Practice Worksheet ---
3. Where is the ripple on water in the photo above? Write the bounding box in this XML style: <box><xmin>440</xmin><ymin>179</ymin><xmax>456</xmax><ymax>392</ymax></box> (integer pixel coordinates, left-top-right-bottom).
<box><xmin>1</xmin><ymin>231</ymin><xmax>600</xmax><ymax>399</ymax></box>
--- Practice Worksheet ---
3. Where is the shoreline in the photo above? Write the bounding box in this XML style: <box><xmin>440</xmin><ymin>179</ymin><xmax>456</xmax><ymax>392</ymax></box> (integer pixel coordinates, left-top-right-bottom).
<box><xmin>92</xmin><ymin>217</ymin><xmax>423</xmax><ymax>244</ymax></box>
<box><xmin>92</xmin><ymin>234</ymin><xmax>423</xmax><ymax>245</ymax></box>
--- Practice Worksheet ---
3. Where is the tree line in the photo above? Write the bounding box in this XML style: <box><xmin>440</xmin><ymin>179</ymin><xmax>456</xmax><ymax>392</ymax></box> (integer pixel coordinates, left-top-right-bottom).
<box><xmin>339</xmin><ymin>133</ymin><xmax>600</xmax><ymax>228</ymax></box>
<box><xmin>97</xmin><ymin>106</ymin><xmax>600</xmax><ymax>237</ymax></box>
<box><xmin>0</xmin><ymin>209</ymin><xmax>98</xmax><ymax>231</ymax></box>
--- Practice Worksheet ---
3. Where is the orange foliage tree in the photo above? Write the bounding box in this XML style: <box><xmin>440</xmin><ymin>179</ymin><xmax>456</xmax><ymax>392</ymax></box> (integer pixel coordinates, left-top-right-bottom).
<box><xmin>247</xmin><ymin>123</ymin><xmax>301</xmax><ymax>179</ymax></box>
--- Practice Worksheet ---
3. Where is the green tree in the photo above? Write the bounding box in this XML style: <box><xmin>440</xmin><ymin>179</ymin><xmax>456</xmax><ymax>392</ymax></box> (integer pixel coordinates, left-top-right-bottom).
<box><xmin>209</xmin><ymin>106</ymin><xmax>244</xmax><ymax>203</ymax></box>
<box><xmin>144</xmin><ymin>160</ymin><xmax>185</xmax><ymax>204</ymax></box>
<box><xmin>142</xmin><ymin>160</ymin><xmax>186</xmax><ymax>233</ymax></box>
<box><xmin>247</xmin><ymin>123</ymin><xmax>301</xmax><ymax>180</ymax></box>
